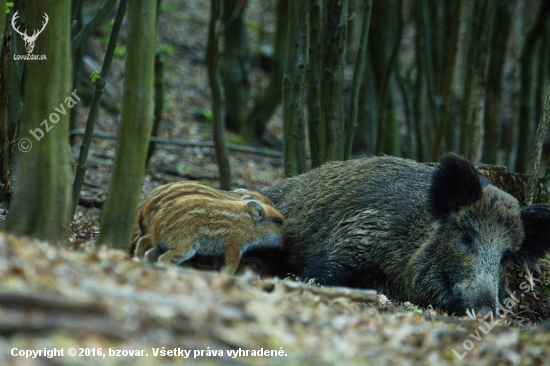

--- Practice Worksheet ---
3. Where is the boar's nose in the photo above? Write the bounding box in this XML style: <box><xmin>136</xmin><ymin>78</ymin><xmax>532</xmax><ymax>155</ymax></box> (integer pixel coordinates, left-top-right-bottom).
<box><xmin>472</xmin><ymin>291</ymin><xmax>498</xmax><ymax>319</ymax></box>
<box><xmin>453</xmin><ymin>282</ymin><xmax>499</xmax><ymax>318</ymax></box>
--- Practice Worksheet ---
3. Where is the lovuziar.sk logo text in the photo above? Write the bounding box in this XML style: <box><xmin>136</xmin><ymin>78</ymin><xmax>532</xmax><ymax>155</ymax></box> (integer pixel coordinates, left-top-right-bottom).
<box><xmin>11</xmin><ymin>10</ymin><xmax>48</xmax><ymax>61</ymax></box>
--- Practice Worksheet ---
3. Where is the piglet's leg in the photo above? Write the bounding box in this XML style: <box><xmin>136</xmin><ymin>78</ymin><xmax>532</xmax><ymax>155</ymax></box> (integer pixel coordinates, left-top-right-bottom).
<box><xmin>222</xmin><ymin>242</ymin><xmax>242</xmax><ymax>274</ymax></box>
<box><xmin>133</xmin><ymin>235</ymin><xmax>154</xmax><ymax>258</ymax></box>
<box><xmin>158</xmin><ymin>247</ymin><xmax>197</xmax><ymax>266</ymax></box>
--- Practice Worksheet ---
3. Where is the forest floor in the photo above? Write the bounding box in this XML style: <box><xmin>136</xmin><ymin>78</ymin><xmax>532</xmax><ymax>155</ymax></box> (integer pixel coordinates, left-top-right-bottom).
<box><xmin>1</xmin><ymin>0</ymin><xmax>550</xmax><ymax>365</ymax></box>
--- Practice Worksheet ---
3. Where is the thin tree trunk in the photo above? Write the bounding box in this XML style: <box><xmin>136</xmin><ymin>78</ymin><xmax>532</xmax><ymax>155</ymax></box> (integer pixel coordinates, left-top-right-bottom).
<box><xmin>481</xmin><ymin>0</ymin><xmax>513</xmax><ymax>164</ymax></box>
<box><xmin>6</xmin><ymin>1</ymin><xmax>73</xmax><ymax>243</ymax></box>
<box><xmin>0</xmin><ymin>0</ymin><xmax>5</xmax><ymax>55</ymax></box>
<box><xmin>71</xmin><ymin>0</ymin><xmax>118</xmax><ymax>56</ymax></box>
<box><xmin>418</xmin><ymin>0</ymin><xmax>439</xmax><ymax>146</ymax></box>
<box><xmin>0</xmin><ymin>29</ymin><xmax>9</xmax><ymax>186</ymax></box>
<box><xmin>322</xmin><ymin>0</ymin><xmax>348</xmax><ymax>162</ymax></box>
<box><xmin>375</xmin><ymin>0</ymin><xmax>403</xmax><ymax>156</ymax></box>
<box><xmin>516</xmin><ymin>1</ymin><xmax>550</xmax><ymax>173</ymax></box>
<box><xmin>207</xmin><ymin>0</ymin><xmax>231</xmax><ymax>190</ymax></box>
<box><xmin>71</xmin><ymin>0</ymin><xmax>128</xmax><ymax>218</ymax></box>
<box><xmin>242</xmin><ymin>0</ymin><xmax>288</xmax><ymax>144</ymax></box>
<box><xmin>459</xmin><ymin>0</ymin><xmax>494</xmax><ymax>162</ymax></box>
<box><xmin>307</xmin><ymin>0</ymin><xmax>323</xmax><ymax>168</ymax></box>
<box><xmin>7</xmin><ymin>0</ymin><xmax>26</xmax><ymax>155</ymax></box>
<box><xmin>413</xmin><ymin>17</ymin><xmax>426</xmax><ymax>161</ymax></box>
<box><xmin>534</xmin><ymin>26</ymin><xmax>549</xmax><ymax>132</ymax></box>
<box><xmin>283</xmin><ymin>0</ymin><xmax>307</xmax><ymax>176</ymax></box>
<box><xmin>526</xmin><ymin>84</ymin><xmax>550</xmax><ymax>204</ymax></box>
<box><xmin>145</xmin><ymin>0</ymin><xmax>164</xmax><ymax>165</ymax></box>
<box><xmin>345</xmin><ymin>0</ymin><xmax>373</xmax><ymax>160</ymax></box>
<box><xmin>96</xmin><ymin>0</ymin><xmax>157</xmax><ymax>249</ymax></box>
<box><xmin>220</xmin><ymin>0</ymin><xmax>249</xmax><ymax>132</ymax></box>
<box><xmin>432</xmin><ymin>0</ymin><xmax>462</xmax><ymax>160</ymax></box>
<box><xmin>69</xmin><ymin>0</ymin><xmax>83</xmax><ymax>146</ymax></box>
<box><xmin>146</xmin><ymin>51</ymin><xmax>165</xmax><ymax>164</ymax></box>
<box><xmin>353</xmin><ymin>56</ymin><xmax>376</xmax><ymax>155</ymax></box>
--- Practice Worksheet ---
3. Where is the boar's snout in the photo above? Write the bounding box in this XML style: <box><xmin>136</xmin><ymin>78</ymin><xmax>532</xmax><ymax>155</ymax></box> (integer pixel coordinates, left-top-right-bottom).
<box><xmin>452</xmin><ymin>280</ymin><xmax>499</xmax><ymax>317</ymax></box>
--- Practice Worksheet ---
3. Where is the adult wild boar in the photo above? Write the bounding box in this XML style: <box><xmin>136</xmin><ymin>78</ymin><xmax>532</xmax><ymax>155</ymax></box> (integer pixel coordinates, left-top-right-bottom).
<box><xmin>260</xmin><ymin>154</ymin><xmax>550</xmax><ymax>315</ymax></box>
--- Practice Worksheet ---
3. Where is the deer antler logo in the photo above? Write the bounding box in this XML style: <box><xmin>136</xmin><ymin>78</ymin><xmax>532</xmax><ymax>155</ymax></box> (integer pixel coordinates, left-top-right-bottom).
<box><xmin>11</xmin><ymin>11</ymin><xmax>49</xmax><ymax>54</ymax></box>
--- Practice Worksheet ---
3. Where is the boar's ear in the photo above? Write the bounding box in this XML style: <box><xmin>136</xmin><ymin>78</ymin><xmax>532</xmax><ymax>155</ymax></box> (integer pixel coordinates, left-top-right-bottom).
<box><xmin>427</xmin><ymin>153</ymin><xmax>483</xmax><ymax>220</ymax></box>
<box><xmin>247</xmin><ymin>200</ymin><xmax>265</xmax><ymax>222</ymax></box>
<box><xmin>517</xmin><ymin>204</ymin><xmax>550</xmax><ymax>262</ymax></box>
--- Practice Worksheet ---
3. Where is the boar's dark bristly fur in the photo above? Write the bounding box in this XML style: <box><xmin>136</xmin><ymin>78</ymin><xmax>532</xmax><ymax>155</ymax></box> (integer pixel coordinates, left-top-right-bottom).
<box><xmin>259</xmin><ymin>154</ymin><xmax>550</xmax><ymax>315</ymax></box>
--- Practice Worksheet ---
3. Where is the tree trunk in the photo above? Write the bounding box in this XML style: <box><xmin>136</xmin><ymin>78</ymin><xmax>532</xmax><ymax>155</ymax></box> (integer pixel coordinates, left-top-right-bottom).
<box><xmin>71</xmin><ymin>0</ymin><xmax>128</xmax><ymax>218</ymax></box>
<box><xmin>71</xmin><ymin>0</ymin><xmax>118</xmax><ymax>56</ymax></box>
<box><xmin>322</xmin><ymin>0</ymin><xmax>348</xmax><ymax>162</ymax></box>
<box><xmin>516</xmin><ymin>1</ymin><xmax>550</xmax><ymax>173</ymax></box>
<box><xmin>282</xmin><ymin>0</ymin><xmax>307</xmax><ymax>177</ymax></box>
<box><xmin>69</xmin><ymin>0</ymin><xmax>83</xmax><ymax>146</ymax></box>
<box><xmin>0</xmin><ymin>21</ymin><xmax>9</xmax><ymax>187</ymax></box>
<box><xmin>220</xmin><ymin>0</ymin><xmax>249</xmax><ymax>132</ymax></box>
<box><xmin>96</xmin><ymin>0</ymin><xmax>156</xmax><ymax>249</ymax></box>
<box><xmin>459</xmin><ymin>0</ymin><xmax>494</xmax><ymax>162</ymax></box>
<box><xmin>242</xmin><ymin>0</ymin><xmax>288</xmax><ymax>144</ymax></box>
<box><xmin>374</xmin><ymin>0</ymin><xmax>403</xmax><ymax>157</ymax></box>
<box><xmin>345</xmin><ymin>0</ymin><xmax>373</xmax><ymax>160</ymax></box>
<box><xmin>307</xmin><ymin>0</ymin><xmax>323</xmax><ymax>168</ymax></box>
<box><xmin>526</xmin><ymin>84</ymin><xmax>550</xmax><ymax>204</ymax></box>
<box><xmin>418</xmin><ymin>0</ymin><xmax>439</xmax><ymax>147</ymax></box>
<box><xmin>146</xmin><ymin>50</ymin><xmax>165</xmax><ymax>165</ymax></box>
<box><xmin>481</xmin><ymin>0</ymin><xmax>513</xmax><ymax>164</ymax></box>
<box><xmin>6</xmin><ymin>1</ymin><xmax>73</xmax><ymax>243</ymax></box>
<box><xmin>207</xmin><ymin>0</ymin><xmax>232</xmax><ymax>190</ymax></box>
<box><xmin>0</xmin><ymin>0</ymin><xmax>5</xmax><ymax>55</ymax></box>
<box><xmin>431</xmin><ymin>0</ymin><xmax>462</xmax><ymax>160</ymax></box>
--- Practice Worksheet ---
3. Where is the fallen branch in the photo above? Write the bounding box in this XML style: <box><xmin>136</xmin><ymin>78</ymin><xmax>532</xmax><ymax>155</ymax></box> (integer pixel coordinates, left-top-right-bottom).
<box><xmin>0</xmin><ymin>311</ymin><xmax>126</xmax><ymax>340</ymax></box>
<box><xmin>0</xmin><ymin>291</ymin><xmax>107</xmax><ymax>314</ymax></box>
<box><xmin>69</xmin><ymin>129</ymin><xmax>283</xmax><ymax>158</ymax></box>
<box><xmin>78</xmin><ymin>196</ymin><xmax>104</xmax><ymax>209</ymax></box>
<box><xmin>272</xmin><ymin>280</ymin><xmax>378</xmax><ymax>302</ymax></box>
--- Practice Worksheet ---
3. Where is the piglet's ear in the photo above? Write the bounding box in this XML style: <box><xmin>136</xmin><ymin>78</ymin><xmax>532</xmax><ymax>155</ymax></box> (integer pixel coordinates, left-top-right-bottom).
<box><xmin>247</xmin><ymin>200</ymin><xmax>265</xmax><ymax>222</ymax></box>
<box><xmin>517</xmin><ymin>204</ymin><xmax>550</xmax><ymax>262</ymax></box>
<box><xmin>427</xmin><ymin>153</ymin><xmax>483</xmax><ymax>221</ymax></box>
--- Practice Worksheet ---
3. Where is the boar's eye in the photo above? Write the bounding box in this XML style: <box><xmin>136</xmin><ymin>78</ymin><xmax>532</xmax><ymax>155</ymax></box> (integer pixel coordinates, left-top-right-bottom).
<box><xmin>459</xmin><ymin>232</ymin><xmax>475</xmax><ymax>251</ymax></box>
<box><xmin>272</xmin><ymin>217</ymin><xmax>283</xmax><ymax>226</ymax></box>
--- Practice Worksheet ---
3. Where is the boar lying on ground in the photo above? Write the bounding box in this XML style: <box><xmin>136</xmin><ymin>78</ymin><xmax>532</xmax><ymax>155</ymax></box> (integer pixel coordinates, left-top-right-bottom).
<box><xmin>131</xmin><ymin>182</ymin><xmax>285</xmax><ymax>274</ymax></box>
<box><xmin>259</xmin><ymin>153</ymin><xmax>550</xmax><ymax>315</ymax></box>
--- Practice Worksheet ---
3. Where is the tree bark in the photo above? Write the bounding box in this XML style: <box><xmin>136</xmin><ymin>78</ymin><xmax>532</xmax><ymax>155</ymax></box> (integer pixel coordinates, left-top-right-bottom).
<box><xmin>374</xmin><ymin>0</ymin><xmax>403</xmax><ymax>157</ymax></box>
<box><xmin>220</xmin><ymin>0</ymin><xmax>249</xmax><ymax>132</ymax></box>
<box><xmin>96</xmin><ymin>0</ymin><xmax>156</xmax><ymax>249</ymax></box>
<box><xmin>459</xmin><ymin>0</ymin><xmax>494</xmax><ymax>162</ymax></box>
<box><xmin>431</xmin><ymin>0</ymin><xmax>462</xmax><ymax>160</ymax></box>
<box><xmin>345</xmin><ymin>0</ymin><xmax>373</xmax><ymax>160</ymax></box>
<box><xmin>481</xmin><ymin>0</ymin><xmax>513</xmax><ymax>164</ymax></box>
<box><xmin>6</xmin><ymin>1</ymin><xmax>73</xmax><ymax>243</ymax></box>
<box><xmin>516</xmin><ymin>1</ymin><xmax>550</xmax><ymax>173</ymax></box>
<box><xmin>70</xmin><ymin>0</ymin><xmax>118</xmax><ymax>56</ymax></box>
<box><xmin>282</xmin><ymin>0</ymin><xmax>307</xmax><ymax>176</ymax></box>
<box><xmin>71</xmin><ymin>0</ymin><xmax>128</xmax><ymax>218</ymax></box>
<box><xmin>307</xmin><ymin>0</ymin><xmax>323</xmax><ymax>168</ymax></box>
<box><xmin>242</xmin><ymin>0</ymin><xmax>288</xmax><ymax>144</ymax></box>
<box><xmin>322</xmin><ymin>0</ymin><xmax>348</xmax><ymax>162</ymax></box>
<box><xmin>69</xmin><ymin>0</ymin><xmax>84</xmax><ymax>146</ymax></box>
<box><xmin>207</xmin><ymin>0</ymin><xmax>231</xmax><ymax>190</ymax></box>
<box><xmin>146</xmin><ymin>50</ymin><xmax>165</xmax><ymax>165</ymax></box>
<box><xmin>526</xmin><ymin>84</ymin><xmax>550</xmax><ymax>204</ymax></box>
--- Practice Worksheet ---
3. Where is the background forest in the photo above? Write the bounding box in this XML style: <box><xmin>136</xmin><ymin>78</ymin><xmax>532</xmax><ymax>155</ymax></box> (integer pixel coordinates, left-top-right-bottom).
<box><xmin>1</xmin><ymin>0</ymin><xmax>550</xmax><ymax>244</ymax></box>
<box><xmin>0</xmin><ymin>0</ymin><xmax>549</xmax><ymax>364</ymax></box>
